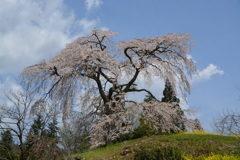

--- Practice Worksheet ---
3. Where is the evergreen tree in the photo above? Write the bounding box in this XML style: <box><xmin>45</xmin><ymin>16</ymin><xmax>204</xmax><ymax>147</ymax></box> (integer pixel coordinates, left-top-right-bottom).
<box><xmin>26</xmin><ymin>114</ymin><xmax>61</xmax><ymax>159</ymax></box>
<box><xmin>161</xmin><ymin>79</ymin><xmax>186</xmax><ymax>131</ymax></box>
<box><xmin>161</xmin><ymin>78</ymin><xmax>180</xmax><ymax>103</ymax></box>
<box><xmin>1</xmin><ymin>130</ymin><xmax>13</xmax><ymax>146</ymax></box>
<box><xmin>47</xmin><ymin>116</ymin><xmax>59</xmax><ymax>139</ymax></box>
<box><xmin>193</xmin><ymin>119</ymin><xmax>203</xmax><ymax>131</ymax></box>
<box><xmin>144</xmin><ymin>94</ymin><xmax>154</xmax><ymax>102</ymax></box>
<box><xmin>25</xmin><ymin>114</ymin><xmax>46</xmax><ymax>159</ymax></box>
<box><xmin>29</xmin><ymin>114</ymin><xmax>46</xmax><ymax>136</ymax></box>
<box><xmin>0</xmin><ymin>130</ymin><xmax>15</xmax><ymax>159</ymax></box>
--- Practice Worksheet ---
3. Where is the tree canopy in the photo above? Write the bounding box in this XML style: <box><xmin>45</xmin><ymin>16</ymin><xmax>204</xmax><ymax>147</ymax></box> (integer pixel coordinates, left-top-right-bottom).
<box><xmin>21</xmin><ymin>29</ymin><xmax>196</xmax><ymax>116</ymax></box>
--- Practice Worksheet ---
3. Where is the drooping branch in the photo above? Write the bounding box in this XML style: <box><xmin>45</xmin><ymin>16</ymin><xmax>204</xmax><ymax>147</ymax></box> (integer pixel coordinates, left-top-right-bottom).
<box><xmin>45</xmin><ymin>76</ymin><xmax>63</xmax><ymax>98</ymax></box>
<box><xmin>99</xmin><ymin>68</ymin><xmax>115</xmax><ymax>84</ymax></box>
<box><xmin>20</xmin><ymin>29</ymin><xmax>196</xmax><ymax>116</ymax></box>
<box><xmin>127</xmin><ymin>88</ymin><xmax>158</xmax><ymax>101</ymax></box>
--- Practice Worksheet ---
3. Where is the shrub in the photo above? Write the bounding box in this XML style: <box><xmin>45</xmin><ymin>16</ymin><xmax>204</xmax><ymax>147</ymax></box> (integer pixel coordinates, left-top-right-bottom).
<box><xmin>134</xmin><ymin>146</ymin><xmax>184</xmax><ymax>160</ymax></box>
<box><xmin>117</xmin><ymin>132</ymin><xmax>133</xmax><ymax>142</ymax></box>
<box><xmin>132</xmin><ymin>115</ymin><xmax>155</xmax><ymax>139</ymax></box>
<box><xmin>116</xmin><ymin>115</ymin><xmax>156</xmax><ymax>143</ymax></box>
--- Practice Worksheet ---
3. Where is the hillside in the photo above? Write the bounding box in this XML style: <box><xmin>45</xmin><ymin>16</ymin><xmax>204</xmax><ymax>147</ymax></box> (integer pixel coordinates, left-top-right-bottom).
<box><xmin>74</xmin><ymin>132</ymin><xmax>240</xmax><ymax>160</ymax></box>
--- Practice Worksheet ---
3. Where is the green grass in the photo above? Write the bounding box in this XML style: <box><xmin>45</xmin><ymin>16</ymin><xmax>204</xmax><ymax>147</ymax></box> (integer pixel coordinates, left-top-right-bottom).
<box><xmin>74</xmin><ymin>132</ymin><xmax>240</xmax><ymax>160</ymax></box>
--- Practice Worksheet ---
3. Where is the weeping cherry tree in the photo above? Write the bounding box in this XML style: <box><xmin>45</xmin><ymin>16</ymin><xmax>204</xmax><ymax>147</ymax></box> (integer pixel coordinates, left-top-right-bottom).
<box><xmin>21</xmin><ymin>29</ymin><xmax>197</xmax><ymax>146</ymax></box>
<box><xmin>21</xmin><ymin>29</ymin><xmax>196</xmax><ymax>114</ymax></box>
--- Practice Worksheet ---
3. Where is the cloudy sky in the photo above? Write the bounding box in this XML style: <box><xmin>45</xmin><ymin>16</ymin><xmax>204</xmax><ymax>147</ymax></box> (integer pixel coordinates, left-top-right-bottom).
<box><xmin>0</xmin><ymin>0</ymin><xmax>239</xmax><ymax>131</ymax></box>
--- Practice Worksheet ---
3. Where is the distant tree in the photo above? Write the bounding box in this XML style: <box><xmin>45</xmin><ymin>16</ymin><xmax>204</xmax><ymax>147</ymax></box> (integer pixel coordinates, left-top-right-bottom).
<box><xmin>162</xmin><ymin>78</ymin><xmax>180</xmax><ymax>103</ymax></box>
<box><xmin>29</xmin><ymin>114</ymin><xmax>46</xmax><ymax>136</ymax></box>
<box><xmin>144</xmin><ymin>94</ymin><xmax>155</xmax><ymax>102</ymax></box>
<box><xmin>47</xmin><ymin>116</ymin><xmax>59</xmax><ymax>139</ymax></box>
<box><xmin>0</xmin><ymin>87</ymin><xmax>35</xmax><ymax>160</ymax></box>
<box><xmin>193</xmin><ymin>119</ymin><xmax>203</xmax><ymax>131</ymax></box>
<box><xmin>26</xmin><ymin>111</ymin><xmax>61</xmax><ymax>160</ymax></box>
<box><xmin>27</xmin><ymin>113</ymin><xmax>59</xmax><ymax>138</ymax></box>
<box><xmin>59</xmin><ymin>112</ymin><xmax>91</xmax><ymax>154</ymax></box>
<box><xmin>1</xmin><ymin>130</ymin><xmax>13</xmax><ymax>145</ymax></box>
<box><xmin>212</xmin><ymin>110</ymin><xmax>240</xmax><ymax>136</ymax></box>
<box><xmin>0</xmin><ymin>83</ymin><xmax>61</xmax><ymax>159</ymax></box>
<box><xmin>0</xmin><ymin>130</ymin><xmax>16</xmax><ymax>160</ymax></box>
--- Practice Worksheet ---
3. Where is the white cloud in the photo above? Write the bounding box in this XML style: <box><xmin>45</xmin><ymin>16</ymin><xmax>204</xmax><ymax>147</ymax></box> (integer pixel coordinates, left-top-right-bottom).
<box><xmin>0</xmin><ymin>0</ymin><xmax>99</xmax><ymax>76</ymax></box>
<box><xmin>78</xmin><ymin>19</ymin><xmax>98</xmax><ymax>35</ymax></box>
<box><xmin>187</xmin><ymin>54</ymin><xmax>193</xmax><ymax>60</ymax></box>
<box><xmin>0</xmin><ymin>0</ymin><xmax>72</xmax><ymax>75</ymax></box>
<box><xmin>100</xmin><ymin>27</ymin><xmax>109</xmax><ymax>31</ymax></box>
<box><xmin>192</xmin><ymin>64</ymin><xmax>224</xmax><ymax>83</ymax></box>
<box><xmin>0</xmin><ymin>77</ymin><xmax>21</xmax><ymax>102</ymax></box>
<box><xmin>85</xmin><ymin>0</ymin><xmax>102</xmax><ymax>10</ymax></box>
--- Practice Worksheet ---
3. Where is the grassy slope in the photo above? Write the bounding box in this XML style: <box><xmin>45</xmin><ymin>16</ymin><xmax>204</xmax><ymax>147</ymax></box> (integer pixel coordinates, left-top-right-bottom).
<box><xmin>74</xmin><ymin>132</ymin><xmax>240</xmax><ymax>160</ymax></box>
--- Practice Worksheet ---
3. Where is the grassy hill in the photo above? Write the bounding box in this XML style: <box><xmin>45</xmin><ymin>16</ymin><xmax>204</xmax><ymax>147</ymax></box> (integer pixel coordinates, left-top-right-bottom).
<box><xmin>74</xmin><ymin>131</ymin><xmax>240</xmax><ymax>160</ymax></box>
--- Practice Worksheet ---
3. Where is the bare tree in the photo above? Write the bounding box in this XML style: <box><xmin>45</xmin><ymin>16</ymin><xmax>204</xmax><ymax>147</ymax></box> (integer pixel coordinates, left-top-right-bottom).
<box><xmin>0</xmin><ymin>87</ymin><xmax>35</xmax><ymax>160</ymax></box>
<box><xmin>212</xmin><ymin>110</ymin><xmax>240</xmax><ymax>137</ymax></box>
<box><xmin>0</xmin><ymin>83</ymin><xmax>61</xmax><ymax>159</ymax></box>
<box><xmin>21</xmin><ymin>29</ymin><xmax>196</xmax><ymax>116</ymax></box>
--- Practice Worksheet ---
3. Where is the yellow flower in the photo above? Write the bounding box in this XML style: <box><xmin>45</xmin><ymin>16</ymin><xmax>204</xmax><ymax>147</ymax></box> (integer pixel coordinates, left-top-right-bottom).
<box><xmin>184</xmin><ymin>154</ymin><xmax>240</xmax><ymax>160</ymax></box>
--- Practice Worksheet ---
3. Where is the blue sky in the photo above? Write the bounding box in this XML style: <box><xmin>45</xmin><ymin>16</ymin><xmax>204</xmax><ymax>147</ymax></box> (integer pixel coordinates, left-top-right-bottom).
<box><xmin>0</xmin><ymin>0</ymin><xmax>239</xmax><ymax>131</ymax></box>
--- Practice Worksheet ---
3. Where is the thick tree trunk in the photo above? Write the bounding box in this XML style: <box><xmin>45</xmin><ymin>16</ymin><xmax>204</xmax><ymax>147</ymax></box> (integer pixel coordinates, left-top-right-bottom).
<box><xmin>103</xmin><ymin>99</ymin><xmax>124</xmax><ymax>115</ymax></box>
